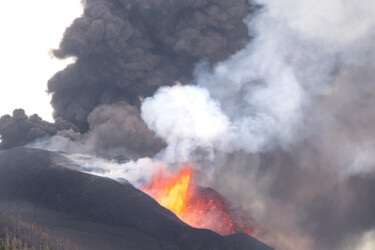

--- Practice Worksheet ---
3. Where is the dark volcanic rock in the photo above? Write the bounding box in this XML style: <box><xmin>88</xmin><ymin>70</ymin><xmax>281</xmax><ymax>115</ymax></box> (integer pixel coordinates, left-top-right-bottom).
<box><xmin>0</xmin><ymin>147</ymin><xmax>273</xmax><ymax>250</ymax></box>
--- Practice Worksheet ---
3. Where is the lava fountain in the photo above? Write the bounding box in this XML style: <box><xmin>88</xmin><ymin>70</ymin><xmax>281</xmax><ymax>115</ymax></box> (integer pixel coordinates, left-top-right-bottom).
<box><xmin>142</xmin><ymin>165</ymin><xmax>252</xmax><ymax>236</ymax></box>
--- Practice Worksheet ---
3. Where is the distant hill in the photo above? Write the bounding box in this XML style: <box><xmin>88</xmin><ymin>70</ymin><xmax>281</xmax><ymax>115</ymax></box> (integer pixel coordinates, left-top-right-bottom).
<box><xmin>0</xmin><ymin>147</ymin><xmax>273</xmax><ymax>250</ymax></box>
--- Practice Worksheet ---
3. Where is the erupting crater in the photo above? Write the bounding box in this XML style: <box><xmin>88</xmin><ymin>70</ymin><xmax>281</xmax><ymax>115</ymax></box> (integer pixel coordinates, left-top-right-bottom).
<box><xmin>142</xmin><ymin>165</ymin><xmax>253</xmax><ymax>236</ymax></box>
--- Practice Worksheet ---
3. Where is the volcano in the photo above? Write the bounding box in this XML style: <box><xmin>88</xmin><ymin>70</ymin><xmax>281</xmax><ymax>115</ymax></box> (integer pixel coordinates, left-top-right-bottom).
<box><xmin>0</xmin><ymin>147</ymin><xmax>272</xmax><ymax>250</ymax></box>
<box><xmin>143</xmin><ymin>166</ymin><xmax>253</xmax><ymax>236</ymax></box>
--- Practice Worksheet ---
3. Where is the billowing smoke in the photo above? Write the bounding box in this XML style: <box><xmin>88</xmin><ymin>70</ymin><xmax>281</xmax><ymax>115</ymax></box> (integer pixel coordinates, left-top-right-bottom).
<box><xmin>65</xmin><ymin>153</ymin><xmax>161</xmax><ymax>188</ymax></box>
<box><xmin>33</xmin><ymin>0</ymin><xmax>250</xmax><ymax>159</ymax></box>
<box><xmin>48</xmin><ymin>0</ymin><xmax>251</xmax><ymax>131</ymax></box>
<box><xmin>1</xmin><ymin>0</ymin><xmax>252</xmax><ymax>159</ymax></box>
<box><xmin>29</xmin><ymin>102</ymin><xmax>166</xmax><ymax>159</ymax></box>
<box><xmin>141</xmin><ymin>85</ymin><xmax>230</xmax><ymax>163</ymax></box>
<box><xmin>141</xmin><ymin>0</ymin><xmax>375</xmax><ymax>160</ymax></box>
<box><xmin>139</xmin><ymin>0</ymin><xmax>375</xmax><ymax>249</ymax></box>
<box><xmin>0</xmin><ymin>109</ymin><xmax>78</xmax><ymax>150</ymax></box>
<box><xmin>2</xmin><ymin>0</ymin><xmax>375</xmax><ymax>249</ymax></box>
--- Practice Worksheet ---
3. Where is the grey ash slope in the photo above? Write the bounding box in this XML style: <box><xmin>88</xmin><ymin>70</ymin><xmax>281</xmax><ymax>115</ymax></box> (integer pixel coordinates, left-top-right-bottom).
<box><xmin>0</xmin><ymin>147</ymin><xmax>272</xmax><ymax>250</ymax></box>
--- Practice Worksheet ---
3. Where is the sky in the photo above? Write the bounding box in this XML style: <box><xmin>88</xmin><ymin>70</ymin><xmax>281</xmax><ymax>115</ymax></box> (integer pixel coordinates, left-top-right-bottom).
<box><xmin>0</xmin><ymin>0</ymin><xmax>83</xmax><ymax>121</ymax></box>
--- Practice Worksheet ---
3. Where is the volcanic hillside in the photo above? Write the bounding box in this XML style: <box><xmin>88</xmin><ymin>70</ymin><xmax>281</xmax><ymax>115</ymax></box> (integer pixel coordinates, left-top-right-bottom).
<box><xmin>0</xmin><ymin>147</ymin><xmax>273</xmax><ymax>250</ymax></box>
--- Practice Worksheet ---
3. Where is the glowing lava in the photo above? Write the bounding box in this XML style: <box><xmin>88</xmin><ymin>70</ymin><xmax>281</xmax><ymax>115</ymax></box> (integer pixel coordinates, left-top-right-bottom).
<box><xmin>142</xmin><ymin>165</ymin><xmax>252</xmax><ymax>236</ymax></box>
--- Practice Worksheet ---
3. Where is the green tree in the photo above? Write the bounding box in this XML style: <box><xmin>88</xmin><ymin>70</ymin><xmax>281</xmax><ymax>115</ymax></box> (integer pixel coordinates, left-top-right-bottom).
<box><xmin>0</xmin><ymin>238</ymin><xmax>5</xmax><ymax>250</ymax></box>
<box><xmin>9</xmin><ymin>239</ymin><xmax>15</xmax><ymax>250</ymax></box>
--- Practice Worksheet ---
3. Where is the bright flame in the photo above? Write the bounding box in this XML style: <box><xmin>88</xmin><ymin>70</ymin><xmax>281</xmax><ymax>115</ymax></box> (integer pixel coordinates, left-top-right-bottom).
<box><xmin>142</xmin><ymin>165</ymin><xmax>252</xmax><ymax>236</ymax></box>
<box><xmin>142</xmin><ymin>166</ymin><xmax>193</xmax><ymax>216</ymax></box>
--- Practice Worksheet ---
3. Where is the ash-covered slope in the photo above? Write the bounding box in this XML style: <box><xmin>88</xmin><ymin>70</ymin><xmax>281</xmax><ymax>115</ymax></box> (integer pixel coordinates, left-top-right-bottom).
<box><xmin>0</xmin><ymin>147</ymin><xmax>272</xmax><ymax>250</ymax></box>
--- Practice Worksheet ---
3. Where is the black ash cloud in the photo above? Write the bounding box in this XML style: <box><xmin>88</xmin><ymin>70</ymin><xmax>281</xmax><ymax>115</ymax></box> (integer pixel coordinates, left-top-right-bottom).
<box><xmin>2</xmin><ymin>0</ymin><xmax>375</xmax><ymax>250</ymax></box>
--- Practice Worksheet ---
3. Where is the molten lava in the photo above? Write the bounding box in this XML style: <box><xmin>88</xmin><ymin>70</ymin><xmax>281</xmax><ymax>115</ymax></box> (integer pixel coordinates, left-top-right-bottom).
<box><xmin>142</xmin><ymin>165</ymin><xmax>252</xmax><ymax>236</ymax></box>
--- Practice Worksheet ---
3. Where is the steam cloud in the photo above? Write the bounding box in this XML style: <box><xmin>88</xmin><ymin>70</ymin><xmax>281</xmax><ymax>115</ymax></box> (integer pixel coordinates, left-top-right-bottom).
<box><xmin>1</xmin><ymin>0</ymin><xmax>375</xmax><ymax>249</ymax></box>
<box><xmin>141</xmin><ymin>85</ymin><xmax>230</xmax><ymax>163</ymax></box>
<box><xmin>140</xmin><ymin>0</ymin><xmax>375</xmax><ymax>249</ymax></box>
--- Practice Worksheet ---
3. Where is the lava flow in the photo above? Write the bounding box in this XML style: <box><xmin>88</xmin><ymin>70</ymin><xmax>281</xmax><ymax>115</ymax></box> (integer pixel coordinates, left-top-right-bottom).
<box><xmin>142</xmin><ymin>165</ymin><xmax>252</xmax><ymax>236</ymax></box>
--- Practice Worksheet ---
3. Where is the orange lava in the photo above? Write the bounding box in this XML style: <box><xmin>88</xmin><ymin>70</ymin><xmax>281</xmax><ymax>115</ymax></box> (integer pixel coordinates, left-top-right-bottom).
<box><xmin>142</xmin><ymin>165</ymin><xmax>252</xmax><ymax>236</ymax></box>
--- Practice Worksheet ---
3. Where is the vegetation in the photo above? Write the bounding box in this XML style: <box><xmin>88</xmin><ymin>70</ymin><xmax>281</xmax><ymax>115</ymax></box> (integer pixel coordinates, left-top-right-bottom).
<box><xmin>0</xmin><ymin>212</ymin><xmax>81</xmax><ymax>250</ymax></box>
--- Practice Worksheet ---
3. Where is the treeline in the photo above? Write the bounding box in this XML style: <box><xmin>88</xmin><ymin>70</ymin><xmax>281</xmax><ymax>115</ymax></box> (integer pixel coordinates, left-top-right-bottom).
<box><xmin>0</xmin><ymin>212</ymin><xmax>81</xmax><ymax>250</ymax></box>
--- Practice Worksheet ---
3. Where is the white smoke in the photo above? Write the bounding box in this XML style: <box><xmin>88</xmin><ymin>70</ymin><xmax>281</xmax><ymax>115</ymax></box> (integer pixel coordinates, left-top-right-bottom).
<box><xmin>139</xmin><ymin>1</ymin><xmax>375</xmax><ymax>249</ymax></box>
<box><xmin>259</xmin><ymin>0</ymin><xmax>375</xmax><ymax>47</ymax></box>
<box><xmin>352</xmin><ymin>230</ymin><xmax>375</xmax><ymax>250</ymax></box>
<box><xmin>65</xmin><ymin>153</ymin><xmax>160</xmax><ymax>189</ymax></box>
<box><xmin>141</xmin><ymin>85</ymin><xmax>230</xmax><ymax>163</ymax></box>
<box><xmin>25</xmin><ymin>1</ymin><xmax>375</xmax><ymax>249</ymax></box>
<box><xmin>140</xmin><ymin>0</ymin><xmax>375</xmax><ymax>164</ymax></box>
<box><xmin>30</xmin><ymin>135</ymin><xmax>93</xmax><ymax>155</ymax></box>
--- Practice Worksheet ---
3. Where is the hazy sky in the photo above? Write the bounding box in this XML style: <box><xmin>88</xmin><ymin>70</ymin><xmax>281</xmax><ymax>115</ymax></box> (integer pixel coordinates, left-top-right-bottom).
<box><xmin>0</xmin><ymin>0</ymin><xmax>83</xmax><ymax>121</ymax></box>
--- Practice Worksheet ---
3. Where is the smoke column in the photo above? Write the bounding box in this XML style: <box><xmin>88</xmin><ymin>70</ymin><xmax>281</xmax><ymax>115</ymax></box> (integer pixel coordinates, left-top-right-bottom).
<box><xmin>142</xmin><ymin>0</ymin><xmax>375</xmax><ymax>162</ymax></box>
<box><xmin>2</xmin><ymin>0</ymin><xmax>375</xmax><ymax>249</ymax></box>
<box><xmin>1</xmin><ymin>0</ymin><xmax>252</xmax><ymax>159</ymax></box>
<box><xmin>141</xmin><ymin>0</ymin><xmax>375</xmax><ymax>249</ymax></box>
<box><xmin>43</xmin><ymin>0</ymin><xmax>251</xmax><ymax>159</ymax></box>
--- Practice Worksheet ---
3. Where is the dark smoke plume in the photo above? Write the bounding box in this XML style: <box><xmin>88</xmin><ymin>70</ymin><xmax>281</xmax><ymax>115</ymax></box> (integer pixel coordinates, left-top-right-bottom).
<box><xmin>0</xmin><ymin>109</ymin><xmax>78</xmax><ymax>150</ymax></box>
<box><xmin>48</xmin><ymin>0</ymin><xmax>251</xmax><ymax>131</ymax></box>
<box><xmin>0</xmin><ymin>0</ymin><xmax>252</xmax><ymax>158</ymax></box>
<box><xmin>86</xmin><ymin>102</ymin><xmax>166</xmax><ymax>158</ymax></box>
<box><xmin>2</xmin><ymin>0</ymin><xmax>375</xmax><ymax>249</ymax></box>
